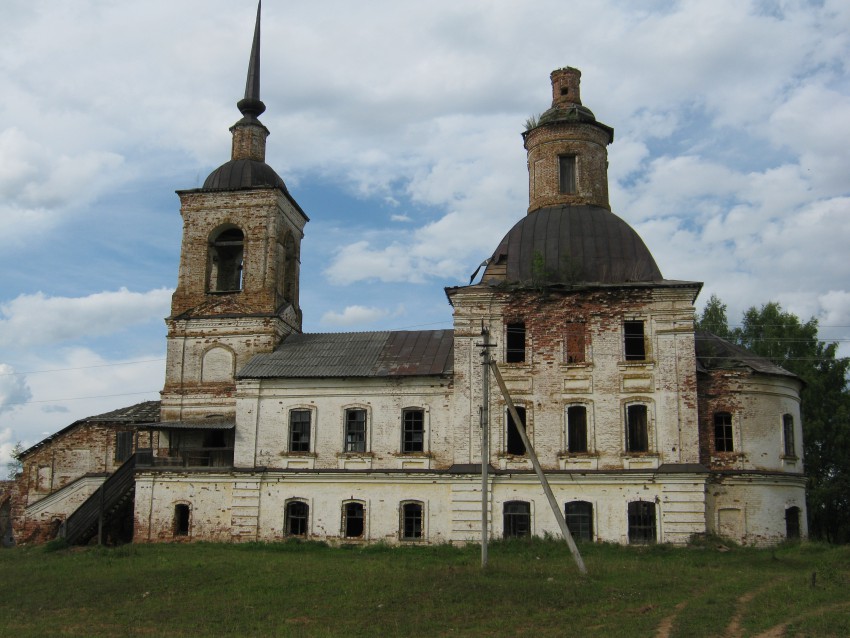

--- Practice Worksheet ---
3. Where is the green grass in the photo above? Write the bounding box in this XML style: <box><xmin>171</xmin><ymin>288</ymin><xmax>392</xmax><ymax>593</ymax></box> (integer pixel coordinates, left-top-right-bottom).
<box><xmin>2</xmin><ymin>539</ymin><xmax>849</xmax><ymax>637</ymax></box>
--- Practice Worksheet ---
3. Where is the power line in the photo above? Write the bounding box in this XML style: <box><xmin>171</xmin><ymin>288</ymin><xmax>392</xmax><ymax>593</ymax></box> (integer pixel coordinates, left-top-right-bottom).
<box><xmin>0</xmin><ymin>359</ymin><xmax>165</xmax><ymax>377</ymax></box>
<box><xmin>4</xmin><ymin>391</ymin><xmax>160</xmax><ymax>407</ymax></box>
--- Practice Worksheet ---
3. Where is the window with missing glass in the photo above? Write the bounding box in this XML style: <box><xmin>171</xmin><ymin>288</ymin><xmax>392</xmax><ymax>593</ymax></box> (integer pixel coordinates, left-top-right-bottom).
<box><xmin>626</xmin><ymin>404</ymin><xmax>649</xmax><ymax>453</ymax></box>
<box><xmin>714</xmin><ymin>412</ymin><xmax>733</xmax><ymax>452</ymax></box>
<box><xmin>400</xmin><ymin>501</ymin><xmax>423</xmax><ymax>540</ymax></box>
<box><xmin>503</xmin><ymin>501</ymin><xmax>531</xmax><ymax>538</ymax></box>
<box><xmin>567</xmin><ymin>405</ymin><xmax>588</xmax><ymax>453</ymax></box>
<box><xmin>559</xmin><ymin>155</ymin><xmax>576</xmax><ymax>194</ymax></box>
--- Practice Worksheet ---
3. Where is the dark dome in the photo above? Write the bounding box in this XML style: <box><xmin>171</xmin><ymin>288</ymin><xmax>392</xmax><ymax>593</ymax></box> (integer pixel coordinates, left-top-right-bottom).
<box><xmin>484</xmin><ymin>205</ymin><xmax>662</xmax><ymax>286</ymax></box>
<box><xmin>203</xmin><ymin>158</ymin><xmax>287</xmax><ymax>190</ymax></box>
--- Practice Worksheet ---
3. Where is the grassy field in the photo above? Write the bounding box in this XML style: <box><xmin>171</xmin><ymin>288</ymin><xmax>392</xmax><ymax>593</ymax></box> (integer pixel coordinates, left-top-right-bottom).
<box><xmin>1</xmin><ymin>539</ymin><xmax>849</xmax><ymax>638</ymax></box>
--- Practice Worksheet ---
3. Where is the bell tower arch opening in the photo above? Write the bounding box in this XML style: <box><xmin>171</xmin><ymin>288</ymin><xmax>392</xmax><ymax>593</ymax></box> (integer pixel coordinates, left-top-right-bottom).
<box><xmin>208</xmin><ymin>226</ymin><xmax>245</xmax><ymax>293</ymax></box>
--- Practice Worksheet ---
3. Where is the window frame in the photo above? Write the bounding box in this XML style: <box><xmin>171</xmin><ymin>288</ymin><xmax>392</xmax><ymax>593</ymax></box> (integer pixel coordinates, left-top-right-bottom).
<box><xmin>785</xmin><ymin>506</ymin><xmax>801</xmax><ymax>540</ymax></box>
<box><xmin>714</xmin><ymin>412</ymin><xmax>734</xmax><ymax>453</ymax></box>
<box><xmin>342</xmin><ymin>501</ymin><xmax>366</xmax><ymax>539</ymax></box>
<box><xmin>343</xmin><ymin>407</ymin><xmax>368</xmax><ymax>454</ymax></box>
<box><xmin>566</xmin><ymin>404</ymin><xmax>589</xmax><ymax>453</ymax></box>
<box><xmin>558</xmin><ymin>155</ymin><xmax>577</xmax><ymax>194</ymax></box>
<box><xmin>285</xmin><ymin>499</ymin><xmax>309</xmax><ymax>537</ymax></box>
<box><xmin>400</xmin><ymin>501</ymin><xmax>425</xmax><ymax>541</ymax></box>
<box><xmin>564</xmin><ymin>501</ymin><xmax>594</xmax><ymax>542</ymax></box>
<box><xmin>627</xmin><ymin>501</ymin><xmax>656</xmax><ymax>545</ymax></box>
<box><xmin>288</xmin><ymin>409</ymin><xmax>312</xmax><ymax>453</ymax></box>
<box><xmin>506</xmin><ymin>405</ymin><xmax>528</xmax><ymax>456</ymax></box>
<box><xmin>503</xmin><ymin>500</ymin><xmax>532</xmax><ymax>539</ymax></box>
<box><xmin>625</xmin><ymin>403</ymin><xmax>650</xmax><ymax>453</ymax></box>
<box><xmin>173</xmin><ymin>503</ymin><xmax>191</xmax><ymax>537</ymax></box>
<box><xmin>623</xmin><ymin>320</ymin><xmax>647</xmax><ymax>361</ymax></box>
<box><xmin>782</xmin><ymin>413</ymin><xmax>796</xmax><ymax>457</ymax></box>
<box><xmin>401</xmin><ymin>408</ymin><xmax>426</xmax><ymax>454</ymax></box>
<box><xmin>207</xmin><ymin>226</ymin><xmax>245</xmax><ymax>293</ymax></box>
<box><xmin>505</xmin><ymin>321</ymin><xmax>526</xmax><ymax>363</ymax></box>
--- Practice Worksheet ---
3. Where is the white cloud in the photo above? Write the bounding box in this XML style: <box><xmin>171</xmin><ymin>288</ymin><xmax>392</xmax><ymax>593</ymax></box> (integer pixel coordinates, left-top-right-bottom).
<box><xmin>0</xmin><ymin>364</ymin><xmax>32</xmax><ymax>415</ymax></box>
<box><xmin>0</xmin><ymin>427</ymin><xmax>18</xmax><ymax>477</ymax></box>
<box><xmin>321</xmin><ymin>305</ymin><xmax>390</xmax><ymax>327</ymax></box>
<box><xmin>0</xmin><ymin>288</ymin><xmax>172</xmax><ymax>348</ymax></box>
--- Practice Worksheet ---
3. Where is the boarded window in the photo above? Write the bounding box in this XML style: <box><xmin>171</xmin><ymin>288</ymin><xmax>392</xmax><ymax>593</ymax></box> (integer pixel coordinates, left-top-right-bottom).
<box><xmin>567</xmin><ymin>405</ymin><xmax>588</xmax><ymax>453</ymax></box>
<box><xmin>201</xmin><ymin>346</ymin><xmax>234</xmax><ymax>382</ymax></box>
<box><xmin>626</xmin><ymin>404</ymin><xmax>649</xmax><ymax>453</ymax></box>
<box><xmin>289</xmin><ymin>410</ymin><xmax>311</xmax><ymax>452</ymax></box>
<box><xmin>208</xmin><ymin>227</ymin><xmax>244</xmax><ymax>292</ymax></box>
<box><xmin>624</xmin><ymin>321</ymin><xmax>646</xmax><ymax>361</ymax></box>
<box><xmin>402</xmin><ymin>409</ymin><xmax>425</xmax><ymax>453</ymax></box>
<box><xmin>343</xmin><ymin>502</ymin><xmax>365</xmax><ymax>538</ymax></box>
<box><xmin>783</xmin><ymin>414</ymin><xmax>795</xmax><ymax>457</ymax></box>
<box><xmin>559</xmin><ymin>155</ymin><xmax>576</xmax><ymax>194</ymax></box>
<box><xmin>401</xmin><ymin>502</ymin><xmax>423</xmax><ymax>540</ymax></box>
<box><xmin>714</xmin><ymin>412</ymin><xmax>734</xmax><ymax>452</ymax></box>
<box><xmin>503</xmin><ymin>501</ymin><xmax>531</xmax><ymax>538</ymax></box>
<box><xmin>345</xmin><ymin>409</ymin><xmax>367</xmax><ymax>453</ymax></box>
<box><xmin>565</xmin><ymin>501</ymin><xmax>593</xmax><ymax>542</ymax></box>
<box><xmin>628</xmin><ymin>501</ymin><xmax>656</xmax><ymax>544</ymax></box>
<box><xmin>506</xmin><ymin>322</ymin><xmax>526</xmax><ymax>363</ymax></box>
<box><xmin>286</xmin><ymin>501</ymin><xmax>309</xmax><ymax>536</ymax></box>
<box><xmin>506</xmin><ymin>406</ymin><xmax>527</xmax><ymax>456</ymax></box>
<box><xmin>564</xmin><ymin>322</ymin><xmax>586</xmax><ymax>363</ymax></box>
<box><xmin>114</xmin><ymin>431</ymin><xmax>133</xmax><ymax>463</ymax></box>
<box><xmin>174</xmin><ymin>504</ymin><xmax>190</xmax><ymax>537</ymax></box>
<box><xmin>785</xmin><ymin>506</ymin><xmax>801</xmax><ymax>539</ymax></box>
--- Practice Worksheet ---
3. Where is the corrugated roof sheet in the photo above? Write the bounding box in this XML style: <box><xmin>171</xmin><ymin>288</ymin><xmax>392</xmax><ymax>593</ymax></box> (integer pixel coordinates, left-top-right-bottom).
<box><xmin>238</xmin><ymin>330</ymin><xmax>454</xmax><ymax>379</ymax></box>
<box><xmin>695</xmin><ymin>331</ymin><xmax>798</xmax><ymax>379</ymax></box>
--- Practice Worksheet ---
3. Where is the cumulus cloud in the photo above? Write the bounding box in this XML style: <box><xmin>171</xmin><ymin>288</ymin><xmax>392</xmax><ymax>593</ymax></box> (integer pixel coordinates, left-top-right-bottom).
<box><xmin>0</xmin><ymin>364</ymin><xmax>32</xmax><ymax>415</ymax></box>
<box><xmin>321</xmin><ymin>305</ymin><xmax>390</xmax><ymax>327</ymax></box>
<box><xmin>0</xmin><ymin>288</ymin><xmax>172</xmax><ymax>348</ymax></box>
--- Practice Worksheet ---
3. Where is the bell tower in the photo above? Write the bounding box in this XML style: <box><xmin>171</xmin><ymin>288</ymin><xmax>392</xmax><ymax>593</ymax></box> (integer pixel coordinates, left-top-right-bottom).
<box><xmin>161</xmin><ymin>2</ymin><xmax>308</xmax><ymax>423</ymax></box>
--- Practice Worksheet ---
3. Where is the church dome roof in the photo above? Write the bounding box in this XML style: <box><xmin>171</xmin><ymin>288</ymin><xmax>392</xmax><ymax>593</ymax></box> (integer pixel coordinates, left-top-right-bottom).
<box><xmin>203</xmin><ymin>158</ymin><xmax>287</xmax><ymax>190</ymax></box>
<box><xmin>483</xmin><ymin>204</ymin><xmax>663</xmax><ymax>286</ymax></box>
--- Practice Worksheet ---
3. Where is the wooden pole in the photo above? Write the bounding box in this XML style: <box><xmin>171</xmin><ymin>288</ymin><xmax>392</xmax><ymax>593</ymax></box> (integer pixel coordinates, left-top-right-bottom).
<box><xmin>478</xmin><ymin>326</ymin><xmax>493</xmax><ymax>569</ymax></box>
<box><xmin>489</xmin><ymin>361</ymin><xmax>587</xmax><ymax>574</ymax></box>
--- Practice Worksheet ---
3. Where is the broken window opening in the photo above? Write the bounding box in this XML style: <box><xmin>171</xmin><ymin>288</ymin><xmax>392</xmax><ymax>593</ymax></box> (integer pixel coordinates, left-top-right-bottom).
<box><xmin>402</xmin><ymin>409</ymin><xmax>425</xmax><ymax>453</ymax></box>
<box><xmin>506</xmin><ymin>322</ymin><xmax>526</xmax><ymax>363</ymax></box>
<box><xmin>208</xmin><ymin>227</ymin><xmax>244</xmax><ymax>292</ymax></box>
<box><xmin>785</xmin><ymin>506</ymin><xmax>801</xmax><ymax>540</ymax></box>
<box><xmin>114</xmin><ymin>431</ymin><xmax>133</xmax><ymax>463</ymax></box>
<box><xmin>344</xmin><ymin>409</ymin><xmax>367</xmax><ymax>453</ymax></box>
<box><xmin>503</xmin><ymin>501</ymin><xmax>531</xmax><ymax>538</ymax></box>
<box><xmin>559</xmin><ymin>155</ymin><xmax>576</xmax><ymax>194</ymax></box>
<box><xmin>626</xmin><ymin>404</ymin><xmax>649</xmax><ymax>453</ymax></box>
<box><xmin>343</xmin><ymin>502</ymin><xmax>365</xmax><ymax>538</ymax></box>
<box><xmin>565</xmin><ymin>501</ymin><xmax>593</xmax><ymax>542</ymax></box>
<box><xmin>714</xmin><ymin>412</ymin><xmax>734</xmax><ymax>452</ymax></box>
<box><xmin>174</xmin><ymin>504</ymin><xmax>190</xmax><ymax>537</ymax></box>
<box><xmin>506</xmin><ymin>406</ymin><xmax>527</xmax><ymax>456</ymax></box>
<box><xmin>567</xmin><ymin>405</ymin><xmax>588</xmax><ymax>453</ymax></box>
<box><xmin>564</xmin><ymin>322</ymin><xmax>586</xmax><ymax>363</ymax></box>
<box><xmin>286</xmin><ymin>500</ymin><xmax>309</xmax><ymax>537</ymax></box>
<box><xmin>623</xmin><ymin>320</ymin><xmax>646</xmax><ymax>361</ymax></box>
<box><xmin>289</xmin><ymin>409</ymin><xmax>311</xmax><ymax>453</ymax></box>
<box><xmin>783</xmin><ymin>414</ymin><xmax>795</xmax><ymax>457</ymax></box>
<box><xmin>401</xmin><ymin>501</ymin><xmax>423</xmax><ymax>540</ymax></box>
<box><xmin>283</xmin><ymin>233</ymin><xmax>297</xmax><ymax>303</ymax></box>
<box><xmin>628</xmin><ymin>501</ymin><xmax>656</xmax><ymax>544</ymax></box>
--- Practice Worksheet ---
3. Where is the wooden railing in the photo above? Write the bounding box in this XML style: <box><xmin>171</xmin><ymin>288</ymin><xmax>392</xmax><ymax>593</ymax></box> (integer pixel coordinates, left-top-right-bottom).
<box><xmin>62</xmin><ymin>454</ymin><xmax>137</xmax><ymax>545</ymax></box>
<box><xmin>135</xmin><ymin>447</ymin><xmax>234</xmax><ymax>469</ymax></box>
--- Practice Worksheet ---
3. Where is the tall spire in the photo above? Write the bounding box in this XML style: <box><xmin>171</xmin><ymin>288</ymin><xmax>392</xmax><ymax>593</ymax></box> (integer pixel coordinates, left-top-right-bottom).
<box><xmin>237</xmin><ymin>1</ymin><xmax>265</xmax><ymax>119</ymax></box>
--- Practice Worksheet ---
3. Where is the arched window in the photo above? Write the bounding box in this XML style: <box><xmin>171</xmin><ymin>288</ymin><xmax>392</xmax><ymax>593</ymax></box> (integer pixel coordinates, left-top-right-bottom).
<box><xmin>627</xmin><ymin>501</ymin><xmax>656</xmax><ymax>544</ymax></box>
<box><xmin>342</xmin><ymin>502</ymin><xmax>365</xmax><ymax>538</ymax></box>
<box><xmin>785</xmin><ymin>506</ymin><xmax>801</xmax><ymax>540</ymax></box>
<box><xmin>564</xmin><ymin>501</ymin><xmax>593</xmax><ymax>542</ymax></box>
<box><xmin>174</xmin><ymin>503</ymin><xmax>191</xmax><ymax>537</ymax></box>
<box><xmin>208</xmin><ymin>227</ymin><xmax>244</xmax><ymax>292</ymax></box>
<box><xmin>503</xmin><ymin>501</ymin><xmax>531</xmax><ymax>538</ymax></box>
<box><xmin>400</xmin><ymin>501</ymin><xmax>424</xmax><ymax>541</ymax></box>
<box><xmin>285</xmin><ymin>500</ymin><xmax>309</xmax><ymax>537</ymax></box>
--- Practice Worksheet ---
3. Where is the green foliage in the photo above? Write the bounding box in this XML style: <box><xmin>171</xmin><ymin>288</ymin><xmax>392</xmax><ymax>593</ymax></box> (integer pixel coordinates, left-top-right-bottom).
<box><xmin>524</xmin><ymin>112</ymin><xmax>540</xmax><ymax>130</ymax></box>
<box><xmin>1</xmin><ymin>541</ymin><xmax>849</xmax><ymax>637</ymax></box>
<box><xmin>698</xmin><ymin>297</ymin><xmax>850</xmax><ymax>543</ymax></box>
<box><xmin>6</xmin><ymin>441</ymin><xmax>24</xmax><ymax>479</ymax></box>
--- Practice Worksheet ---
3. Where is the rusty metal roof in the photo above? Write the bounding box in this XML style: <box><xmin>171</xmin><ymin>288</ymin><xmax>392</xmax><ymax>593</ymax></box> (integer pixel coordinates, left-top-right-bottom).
<box><xmin>238</xmin><ymin>330</ymin><xmax>454</xmax><ymax>379</ymax></box>
<box><xmin>483</xmin><ymin>204</ymin><xmax>663</xmax><ymax>286</ymax></box>
<box><xmin>695</xmin><ymin>331</ymin><xmax>798</xmax><ymax>379</ymax></box>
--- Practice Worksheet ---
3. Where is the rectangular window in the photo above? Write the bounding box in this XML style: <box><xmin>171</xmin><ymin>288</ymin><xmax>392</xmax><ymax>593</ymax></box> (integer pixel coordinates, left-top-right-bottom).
<box><xmin>345</xmin><ymin>409</ymin><xmax>367</xmax><ymax>453</ymax></box>
<box><xmin>559</xmin><ymin>155</ymin><xmax>576</xmax><ymax>194</ymax></box>
<box><xmin>783</xmin><ymin>414</ymin><xmax>795</xmax><ymax>457</ymax></box>
<box><xmin>402</xmin><ymin>409</ymin><xmax>425</xmax><ymax>453</ymax></box>
<box><xmin>503</xmin><ymin>501</ymin><xmax>531</xmax><ymax>538</ymax></box>
<box><xmin>714</xmin><ymin>412</ymin><xmax>734</xmax><ymax>452</ymax></box>
<box><xmin>628</xmin><ymin>501</ymin><xmax>656</xmax><ymax>544</ymax></box>
<box><xmin>565</xmin><ymin>501</ymin><xmax>593</xmax><ymax>542</ymax></box>
<box><xmin>114</xmin><ymin>431</ymin><xmax>133</xmax><ymax>463</ymax></box>
<box><xmin>506</xmin><ymin>322</ymin><xmax>526</xmax><ymax>363</ymax></box>
<box><xmin>624</xmin><ymin>321</ymin><xmax>646</xmax><ymax>361</ymax></box>
<box><xmin>567</xmin><ymin>405</ymin><xmax>588</xmax><ymax>453</ymax></box>
<box><xmin>286</xmin><ymin>501</ymin><xmax>309</xmax><ymax>536</ymax></box>
<box><xmin>401</xmin><ymin>502</ymin><xmax>423</xmax><ymax>540</ymax></box>
<box><xmin>289</xmin><ymin>410</ymin><xmax>311</xmax><ymax>452</ymax></box>
<box><xmin>174</xmin><ymin>504</ymin><xmax>190</xmax><ymax>537</ymax></box>
<box><xmin>564</xmin><ymin>322</ymin><xmax>586</xmax><ymax>363</ymax></box>
<box><xmin>343</xmin><ymin>502</ymin><xmax>365</xmax><ymax>538</ymax></box>
<box><xmin>626</xmin><ymin>404</ymin><xmax>649</xmax><ymax>453</ymax></box>
<box><xmin>506</xmin><ymin>406</ymin><xmax>527</xmax><ymax>455</ymax></box>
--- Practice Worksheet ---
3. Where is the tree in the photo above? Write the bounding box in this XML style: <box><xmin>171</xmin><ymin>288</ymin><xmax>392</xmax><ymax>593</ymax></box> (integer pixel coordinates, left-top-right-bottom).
<box><xmin>5</xmin><ymin>442</ymin><xmax>24</xmax><ymax>480</ymax></box>
<box><xmin>698</xmin><ymin>299</ymin><xmax>850</xmax><ymax>542</ymax></box>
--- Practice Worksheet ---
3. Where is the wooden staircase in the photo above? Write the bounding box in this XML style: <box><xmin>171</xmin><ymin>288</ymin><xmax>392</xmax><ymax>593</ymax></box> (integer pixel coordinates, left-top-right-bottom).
<box><xmin>62</xmin><ymin>454</ymin><xmax>137</xmax><ymax>545</ymax></box>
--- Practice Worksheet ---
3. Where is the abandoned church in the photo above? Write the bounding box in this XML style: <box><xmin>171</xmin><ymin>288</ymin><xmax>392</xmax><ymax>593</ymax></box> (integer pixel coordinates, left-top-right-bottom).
<box><xmin>4</xmin><ymin>9</ymin><xmax>808</xmax><ymax>548</ymax></box>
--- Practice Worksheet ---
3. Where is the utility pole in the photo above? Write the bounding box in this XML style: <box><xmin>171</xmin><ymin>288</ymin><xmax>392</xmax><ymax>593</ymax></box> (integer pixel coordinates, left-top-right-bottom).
<box><xmin>478</xmin><ymin>325</ymin><xmax>494</xmax><ymax>569</ymax></box>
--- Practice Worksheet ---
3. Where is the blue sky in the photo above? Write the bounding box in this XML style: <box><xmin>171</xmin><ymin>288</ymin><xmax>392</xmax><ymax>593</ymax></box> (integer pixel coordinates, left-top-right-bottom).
<box><xmin>2</xmin><ymin>0</ymin><xmax>849</xmax><ymax>468</ymax></box>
